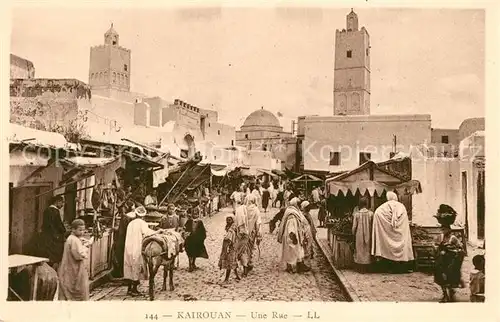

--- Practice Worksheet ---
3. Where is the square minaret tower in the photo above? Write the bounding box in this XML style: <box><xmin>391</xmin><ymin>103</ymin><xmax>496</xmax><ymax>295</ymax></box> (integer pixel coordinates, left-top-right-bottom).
<box><xmin>88</xmin><ymin>24</ymin><xmax>131</xmax><ymax>92</ymax></box>
<box><xmin>334</xmin><ymin>9</ymin><xmax>371</xmax><ymax>115</ymax></box>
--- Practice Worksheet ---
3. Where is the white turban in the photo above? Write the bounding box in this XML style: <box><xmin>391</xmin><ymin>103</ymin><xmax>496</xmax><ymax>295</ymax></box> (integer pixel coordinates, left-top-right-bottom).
<box><xmin>135</xmin><ymin>206</ymin><xmax>147</xmax><ymax>217</ymax></box>
<box><xmin>125</xmin><ymin>211</ymin><xmax>136</xmax><ymax>219</ymax></box>
<box><xmin>301</xmin><ymin>201</ymin><xmax>310</xmax><ymax>210</ymax></box>
<box><xmin>289</xmin><ymin>197</ymin><xmax>300</xmax><ymax>207</ymax></box>
<box><xmin>386</xmin><ymin>191</ymin><xmax>398</xmax><ymax>201</ymax></box>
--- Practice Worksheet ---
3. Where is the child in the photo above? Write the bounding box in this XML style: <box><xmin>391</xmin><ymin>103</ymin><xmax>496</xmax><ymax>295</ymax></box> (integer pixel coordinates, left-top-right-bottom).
<box><xmin>58</xmin><ymin>219</ymin><xmax>93</xmax><ymax>301</ymax></box>
<box><xmin>317</xmin><ymin>197</ymin><xmax>327</xmax><ymax>228</ymax></box>
<box><xmin>218</xmin><ymin>215</ymin><xmax>240</xmax><ymax>283</ymax></box>
<box><xmin>470</xmin><ymin>254</ymin><xmax>485</xmax><ymax>302</ymax></box>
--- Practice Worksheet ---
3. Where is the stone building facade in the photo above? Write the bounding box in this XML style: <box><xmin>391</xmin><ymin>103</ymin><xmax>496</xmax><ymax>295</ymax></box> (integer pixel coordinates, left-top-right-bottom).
<box><xmin>10</xmin><ymin>54</ymin><xmax>35</xmax><ymax>79</ymax></box>
<box><xmin>235</xmin><ymin>108</ymin><xmax>296</xmax><ymax>169</ymax></box>
<box><xmin>298</xmin><ymin>114</ymin><xmax>432</xmax><ymax>173</ymax></box>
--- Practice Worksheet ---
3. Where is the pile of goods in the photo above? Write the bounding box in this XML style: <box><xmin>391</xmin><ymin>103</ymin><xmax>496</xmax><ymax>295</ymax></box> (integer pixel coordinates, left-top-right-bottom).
<box><xmin>328</xmin><ymin>216</ymin><xmax>353</xmax><ymax>236</ymax></box>
<box><xmin>410</xmin><ymin>225</ymin><xmax>435</xmax><ymax>244</ymax></box>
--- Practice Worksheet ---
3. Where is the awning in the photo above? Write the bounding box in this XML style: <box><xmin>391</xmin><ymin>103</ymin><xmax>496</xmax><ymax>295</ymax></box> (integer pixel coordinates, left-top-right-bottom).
<box><xmin>327</xmin><ymin>180</ymin><xmax>422</xmax><ymax>197</ymax></box>
<box><xmin>257</xmin><ymin>168</ymin><xmax>278</xmax><ymax>178</ymax></box>
<box><xmin>211</xmin><ymin>167</ymin><xmax>228</xmax><ymax>177</ymax></box>
<box><xmin>240</xmin><ymin>168</ymin><xmax>259</xmax><ymax>177</ymax></box>
<box><xmin>8</xmin><ymin>123</ymin><xmax>68</xmax><ymax>149</ymax></box>
<box><xmin>123</xmin><ymin>150</ymin><xmax>164</xmax><ymax>169</ymax></box>
<box><xmin>63</xmin><ymin>156</ymin><xmax>119</xmax><ymax>168</ymax></box>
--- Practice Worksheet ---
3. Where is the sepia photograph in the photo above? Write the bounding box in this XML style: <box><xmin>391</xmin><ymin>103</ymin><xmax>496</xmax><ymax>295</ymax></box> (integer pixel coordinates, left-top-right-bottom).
<box><xmin>4</xmin><ymin>2</ymin><xmax>491</xmax><ymax>310</ymax></box>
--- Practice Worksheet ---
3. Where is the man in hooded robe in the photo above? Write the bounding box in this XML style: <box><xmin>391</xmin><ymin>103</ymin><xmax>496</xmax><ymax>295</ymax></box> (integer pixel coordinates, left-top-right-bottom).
<box><xmin>123</xmin><ymin>206</ymin><xmax>163</xmax><ymax>296</ymax></box>
<box><xmin>245</xmin><ymin>194</ymin><xmax>262</xmax><ymax>272</ymax></box>
<box><xmin>300</xmin><ymin>201</ymin><xmax>316</xmax><ymax>259</ymax></box>
<box><xmin>234</xmin><ymin>199</ymin><xmax>252</xmax><ymax>276</ymax></box>
<box><xmin>277</xmin><ymin>197</ymin><xmax>311</xmax><ymax>273</ymax></box>
<box><xmin>371</xmin><ymin>191</ymin><xmax>414</xmax><ymax>273</ymax></box>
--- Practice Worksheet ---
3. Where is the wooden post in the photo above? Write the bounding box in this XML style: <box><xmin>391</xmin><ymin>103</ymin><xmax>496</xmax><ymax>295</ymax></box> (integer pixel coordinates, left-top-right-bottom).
<box><xmin>158</xmin><ymin>164</ymin><xmax>192</xmax><ymax>207</ymax></box>
<box><xmin>109</xmin><ymin>192</ymin><xmax>117</xmax><ymax>264</ymax></box>
<box><xmin>171</xmin><ymin>164</ymin><xmax>210</xmax><ymax>203</ymax></box>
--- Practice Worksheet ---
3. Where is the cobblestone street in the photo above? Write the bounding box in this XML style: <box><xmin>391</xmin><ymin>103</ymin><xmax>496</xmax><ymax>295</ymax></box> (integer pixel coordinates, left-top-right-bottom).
<box><xmin>90</xmin><ymin>207</ymin><xmax>348</xmax><ymax>301</ymax></box>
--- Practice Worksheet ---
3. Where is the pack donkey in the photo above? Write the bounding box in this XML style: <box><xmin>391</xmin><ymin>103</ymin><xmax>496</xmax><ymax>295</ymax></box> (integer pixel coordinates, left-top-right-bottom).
<box><xmin>142</xmin><ymin>230</ymin><xmax>185</xmax><ymax>301</ymax></box>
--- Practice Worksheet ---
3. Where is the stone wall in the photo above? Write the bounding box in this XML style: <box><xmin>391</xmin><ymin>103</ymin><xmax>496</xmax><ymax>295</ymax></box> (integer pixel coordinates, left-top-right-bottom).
<box><xmin>10</xmin><ymin>79</ymin><xmax>92</xmax><ymax>141</ymax></box>
<box><xmin>10</xmin><ymin>54</ymin><xmax>35</xmax><ymax>79</ymax></box>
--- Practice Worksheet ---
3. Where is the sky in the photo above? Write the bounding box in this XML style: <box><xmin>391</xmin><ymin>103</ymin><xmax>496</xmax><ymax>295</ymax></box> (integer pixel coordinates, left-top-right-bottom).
<box><xmin>10</xmin><ymin>7</ymin><xmax>485</xmax><ymax>131</ymax></box>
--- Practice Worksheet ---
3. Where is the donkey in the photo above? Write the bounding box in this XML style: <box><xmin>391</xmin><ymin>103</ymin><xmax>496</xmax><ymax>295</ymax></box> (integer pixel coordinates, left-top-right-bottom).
<box><xmin>142</xmin><ymin>230</ymin><xmax>185</xmax><ymax>301</ymax></box>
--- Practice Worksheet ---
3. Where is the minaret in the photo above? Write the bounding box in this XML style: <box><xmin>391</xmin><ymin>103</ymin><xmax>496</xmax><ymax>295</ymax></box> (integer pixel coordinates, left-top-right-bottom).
<box><xmin>333</xmin><ymin>9</ymin><xmax>371</xmax><ymax>115</ymax></box>
<box><xmin>88</xmin><ymin>23</ymin><xmax>131</xmax><ymax>92</ymax></box>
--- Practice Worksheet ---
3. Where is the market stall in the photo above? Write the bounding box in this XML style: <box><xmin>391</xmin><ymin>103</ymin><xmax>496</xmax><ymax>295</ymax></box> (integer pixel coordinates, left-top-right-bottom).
<box><xmin>291</xmin><ymin>173</ymin><xmax>322</xmax><ymax>198</ymax></box>
<box><xmin>324</xmin><ymin>161</ymin><xmax>422</xmax><ymax>269</ymax></box>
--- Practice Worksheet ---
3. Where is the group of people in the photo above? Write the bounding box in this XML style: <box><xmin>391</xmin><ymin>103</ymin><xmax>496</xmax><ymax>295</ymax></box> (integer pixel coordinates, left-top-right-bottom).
<box><xmin>225</xmin><ymin>182</ymin><xmax>321</xmax><ymax>278</ymax></box>
<box><xmin>350</xmin><ymin>192</ymin><xmax>485</xmax><ymax>303</ymax></box>
<box><xmin>350</xmin><ymin>191</ymin><xmax>415</xmax><ymax>273</ymax></box>
<box><xmin>117</xmin><ymin>199</ymin><xmax>208</xmax><ymax>296</ymax></box>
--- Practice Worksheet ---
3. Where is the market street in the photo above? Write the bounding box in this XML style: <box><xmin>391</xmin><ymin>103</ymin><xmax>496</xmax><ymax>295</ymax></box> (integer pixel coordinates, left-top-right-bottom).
<box><xmin>90</xmin><ymin>207</ymin><xmax>348</xmax><ymax>301</ymax></box>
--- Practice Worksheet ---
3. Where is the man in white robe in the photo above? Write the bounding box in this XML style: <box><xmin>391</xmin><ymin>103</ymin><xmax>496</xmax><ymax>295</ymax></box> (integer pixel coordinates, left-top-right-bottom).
<box><xmin>371</xmin><ymin>191</ymin><xmax>414</xmax><ymax>273</ymax></box>
<box><xmin>277</xmin><ymin>198</ymin><xmax>311</xmax><ymax>273</ymax></box>
<box><xmin>123</xmin><ymin>206</ymin><xmax>163</xmax><ymax>296</ymax></box>
<box><xmin>245</xmin><ymin>194</ymin><xmax>262</xmax><ymax>272</ymax></box>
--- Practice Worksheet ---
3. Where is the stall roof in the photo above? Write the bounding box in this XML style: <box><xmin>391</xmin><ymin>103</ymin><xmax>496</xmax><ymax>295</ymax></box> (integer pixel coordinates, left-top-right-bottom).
<box><xmin>327</xmin><ymin>180</ymin><xmax>422</xmax><ymax>197</ymax></box>
<box><xmin>8</xmin><ymin>123</ymin><xmax>69</xmax><ymax>149</ymax></box>
<box><xmin>122</xmin><ymin>150</ymin><xmax>164</xmax><ymax>169</ymax></box>
<box><xmin>291</xmin><ymin>173</ymin><xmax>322</xmax><ymax>182</ymax></box>
<box><xmin>327</xmin><ymin>161</ymin><xmax>408</xmax><ymax>183</ymax></box>
<box><xmin>63</xmin><ymin>156</ymin><xmax>119</xmax><ymax>168</ymax></box>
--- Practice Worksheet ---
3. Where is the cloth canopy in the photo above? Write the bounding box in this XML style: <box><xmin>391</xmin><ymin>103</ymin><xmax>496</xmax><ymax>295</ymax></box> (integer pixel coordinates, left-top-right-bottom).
<box><xmin>8</xmin><ymin>123</ymin><xmax>68</xmax><ymax>149</ymax></box>
<box><xmin>327</xmin><ymin>180</ymin><xmax>422</xmax><ymax>197</ymax></box>
<box><xmin>63</xmin><ymin>156</ymin><xmax>119</xmax><ymax>167</ymax></box>
<box><xmin>291</xmin><ymin>174</ymin><xmax>322</xmax><ymax>182</ymax></box>
<box><xmin>211</xmin><ymin>167</ymin><xmax>228</xmax><ymax>177</ymax></box>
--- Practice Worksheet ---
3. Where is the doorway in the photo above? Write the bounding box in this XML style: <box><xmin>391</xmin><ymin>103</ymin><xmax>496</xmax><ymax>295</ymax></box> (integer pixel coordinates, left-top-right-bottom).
<box><xmin>477</xmin><ymin>170</ymin><xmax>485</xmax><ymax>240</ymax></box>
<box><xmin>9</xmin><ymin>183</ymin><xmax>53</xmax><ymax>255</ymax></box>
<box><xmin>461</xmin><ymin>171</ymin><xmax>469</xmax><ymax>239</ymax></box>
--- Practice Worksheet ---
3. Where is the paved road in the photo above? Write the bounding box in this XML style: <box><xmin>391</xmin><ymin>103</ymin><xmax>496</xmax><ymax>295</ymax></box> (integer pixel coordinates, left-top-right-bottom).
<box><xmin>90</xmin><ymin>207</ymin><xmax>348</xmax><ymax>301</ymax></box>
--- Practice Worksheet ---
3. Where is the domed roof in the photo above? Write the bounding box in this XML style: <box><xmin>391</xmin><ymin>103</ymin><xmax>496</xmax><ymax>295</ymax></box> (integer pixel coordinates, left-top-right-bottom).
<box><xmin>242</xmin><ymin>108</ymin><xmax>281</xmax><ymax>128</ymax></box>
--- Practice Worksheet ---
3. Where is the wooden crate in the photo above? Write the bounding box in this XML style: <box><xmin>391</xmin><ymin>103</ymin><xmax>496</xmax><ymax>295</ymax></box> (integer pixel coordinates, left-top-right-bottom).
<box><xmin>413</xmin><ymin>244</ymin><xmax>436</xmax><ymax>271</ymax></box>
<box><xmin>331</xmin><ymin>234</ymin><xmax>354</xmax><ymax>269</ymax></box>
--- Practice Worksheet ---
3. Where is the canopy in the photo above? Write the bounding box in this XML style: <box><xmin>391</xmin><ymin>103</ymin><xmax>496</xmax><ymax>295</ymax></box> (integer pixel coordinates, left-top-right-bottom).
<box><xmin>327</xmin><ymin>179</ymin><xmax>422</xmax><ymax>197</ymax></box>
<box><xmin>257</xmin><ymin>168</ymin><xmax>278</xmax><ymax>178</ymax></box>
<box><xmin>63</xmin><ymin>156</ymin><xmax>119</xmax><ymax>168</ymax></box>
<box><xmin>291</xmin><ymin>173</ymin><xmax>322</xmax><ymax>182</ymax></box>
<box><xmin>8</xmin><ymin>123</ymin><xmax>68</xmax><ymax>149</ymax></box>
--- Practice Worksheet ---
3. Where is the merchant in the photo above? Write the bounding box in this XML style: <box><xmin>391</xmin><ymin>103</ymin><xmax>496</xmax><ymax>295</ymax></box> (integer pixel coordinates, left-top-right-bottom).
<box><xmin>38</xmin><ymin>195</ymin><xmax>67</xmax><ymax>270</ymax></box>
<box><xmin>123</xmin><ymin>206</ymin><xmax>164</xmax><ymax>296</ymax></box>
<box><xmin>371</xmin><ymin>191</ymin><xmax>414</xmax><ymax>273</ymax></box>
